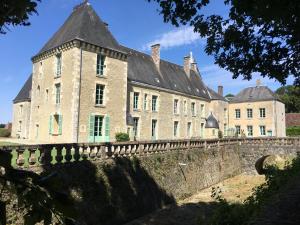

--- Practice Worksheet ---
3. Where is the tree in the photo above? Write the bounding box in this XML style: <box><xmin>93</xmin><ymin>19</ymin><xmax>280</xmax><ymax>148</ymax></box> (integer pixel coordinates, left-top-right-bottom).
<box><xmin>276</xmin><ymin>85</ymin><xmax>300</xmax><ymax>113</ymax></box>
<box><xmin>0</xmin><ymin>0</ymin><xmax>41</xmax><ymax>34</ymax></box>
<box><xmin>225</xmin><ymin>93</ymin><xmax>234</xmax><ymax>98</ymax></box>
<box><xmin>148</xmin><ymin>0</ymin><xmax>300</xmax><ymax>86</ymax></box>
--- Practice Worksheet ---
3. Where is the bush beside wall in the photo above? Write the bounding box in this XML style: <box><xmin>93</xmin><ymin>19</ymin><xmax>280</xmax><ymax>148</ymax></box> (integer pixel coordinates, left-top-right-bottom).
<box><xmin>286</xmin><ymin>126</ymin><xmax>300</xmax><ymax>136</ymax></box>
<box><xmin>0</xmin><ymin>128</ymin><xmax>10</xmax><ymax>137</ymax></box>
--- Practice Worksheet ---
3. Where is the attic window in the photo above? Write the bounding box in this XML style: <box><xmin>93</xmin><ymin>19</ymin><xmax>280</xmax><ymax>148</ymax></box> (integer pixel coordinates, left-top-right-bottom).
<box><xmin>155</xmin><ymin>78</ymin><xmax>160</xmax><ymax>83</ymax></box>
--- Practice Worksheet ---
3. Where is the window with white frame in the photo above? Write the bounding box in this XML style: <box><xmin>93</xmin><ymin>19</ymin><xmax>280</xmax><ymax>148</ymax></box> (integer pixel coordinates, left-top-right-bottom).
<box><xmin>96</xmin><ymin>54</ymin><xmax>106</xmax><ymax>76</ymax></box>
<box><xmin>56</xmin><ymin>53</ymin><xmax>62</xmax><ymax>77</ymax></box>
<box><xmin>152</xmin><ymin>95</ymin><xmax>158</xmax><ymax>112</ymax></box>
<box><xmin>151</xmin><ymin>119</ymin><xmax>157</xmax><ymax>139</ymax></box>
<box><xmin>224</xmin><ymin>108</ymin><xmax>227</xmax><ymax>119</ymax></box>
<box><xmin>260</xmin><ymin>125</ymin><xmax>266</xmax><ymax>136</ymax></box>
<box><xmin>200</xmin><ymin>104</ymin><xmax>205</xmax><ymax>117</ymax></box>
<box><xmin>235</xmin><ymin>125</ymin><xmax>241</xmax><ymax>136</ymax></box>
<box><xmin>95</xmin><ymin>84</ymin><xmax>105</xmax><ymax>105</ymax></box>
<box><xmin>200</xmin><ymin>123</ymin><xmax>204</xmax><ymax>138</ymax></box>
<box><xmin>94</xmin><ymin>115</ymin><xmax>104</xmax><ymax>136</ymax></box>
<box><xmin>55</xmin><ymin>83</ymin><xmax>61</xmax><ymax>104</ymax></box>
<box><xmin>133</xmin><ymin>117</ymin><xmax>139</xmax><ymax>137</ymax></box>
<box><xmin>247</xmin><ymin>125</ymin><xmax>253</xmax><ymax>136</ymax></box>
<box><xmin>191</xmin><ymin>102</ymin><xmax>196</xmax><ymax>116</ymax></box>
<box><xmin>133</xmin><ymin>92</ymin><xmax>139</xmax><ymax>110</ymax></box>
<box><xmin>247</xmin><ymin>108</ymin><xmax>253</xmax><ymax>118</ymax></box>
<box><xmin>174</xmin><ymin>99</ymin><xmax>179</xmax><ymax>114</ymax></box>
<box><xmin>259</xmin><ymin>108</ymin><xmax>266</xmax><ymax>118</ymax></box>
<box><xmin>187</xmin><ymin>122</ymin><xmax>192</xmax><ymax>137</ymax></box>
<box><xmin>18</xmin><ymin>121</ymin><xmax>22</xmax><ymax>132</ymax></box>
<box><xmin>235</xmin><ymin>109</ymin><xmax>241</xmax><ymax>119</ymax></box>
<box><xmin>174</xmin><ymin>121</ymin><xmax>179</xmax><ymax>137</ymax></box>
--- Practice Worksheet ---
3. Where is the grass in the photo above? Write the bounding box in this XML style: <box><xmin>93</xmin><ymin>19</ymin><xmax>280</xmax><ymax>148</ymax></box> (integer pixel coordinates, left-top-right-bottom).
<box><xmin>0</xmin><ymin>142</ymin><xmax>18</xmax><ymax>146</ymax></box>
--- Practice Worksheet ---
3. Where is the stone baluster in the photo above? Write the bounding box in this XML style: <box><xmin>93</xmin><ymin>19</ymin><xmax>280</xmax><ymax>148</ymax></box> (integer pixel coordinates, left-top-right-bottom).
<box><xmin>64</xmin><ymin>146</ymin><xmax>73</xmax><ymax>163</ymax></box>
<box><xmin>39</xmin><ymin>145</ymin><xmax>53</xmax><ymax>166</ymax></box>
<box><xmin>106</xmin><ymin>144</ymin><xmax>112</xmax><ymax>158</ymax></box>
<box><xmin>73</xmin><ymin>145</ymin><xmax>81</xmax><ymax>161</ymax></box>
<box><xmin>28</xmin><ymin>147</ymin><xmax>37</xmax><ymax>166</ymax></box>
<box><xmin>81</xmin><ymin>145</ymin><xmax>89</xmax><ymax>160</ymax></box>
<box><xmin>16</xmin><ymin>147</ymin><xmax>26</xmax><ymax>167</ymax></box>
<box><xmin>55</xmin><ymin>147</ymin><xmax>64</xmax><ymax>164</ymax></box>
<box><xmin>89</xmin><ymin>146</ymin><xmax>96</xmax><ymax>159</ymax></box>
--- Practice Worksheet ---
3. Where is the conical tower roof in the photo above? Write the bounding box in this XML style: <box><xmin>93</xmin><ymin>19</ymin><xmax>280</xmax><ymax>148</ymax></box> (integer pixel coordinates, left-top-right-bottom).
<box><xmin>38</xmin><ymin>2</ymin><xmax>121</xmax><ymax>55</ymax></box>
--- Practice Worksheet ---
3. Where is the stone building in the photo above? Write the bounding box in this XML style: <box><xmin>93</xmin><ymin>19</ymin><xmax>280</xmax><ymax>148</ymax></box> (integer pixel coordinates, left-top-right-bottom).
<box><xmin>11</xmin><ymin>2</ymin><xmax>286</xmax><ymax>143</ymax></box>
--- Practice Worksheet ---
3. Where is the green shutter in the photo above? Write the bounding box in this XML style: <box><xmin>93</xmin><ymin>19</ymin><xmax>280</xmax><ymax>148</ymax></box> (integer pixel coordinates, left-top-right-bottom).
<box><xmin>49</xmin><ymin>115</ymin><xmax>53</xmax><ymax>135</ymax></box>
<box><xmin>89</xmin><ymin>115</ymin><xmax>95</xmax><ymax>142</ymax></box>
<box><xmin>58</xmin><ymin>115</ymin><xmax>63</xmax><ymax>135</ymax></box>
<box><xmin>105</xmin><ymin>115</ymin><xmax>110</xmax><ymax>142</ymax></box>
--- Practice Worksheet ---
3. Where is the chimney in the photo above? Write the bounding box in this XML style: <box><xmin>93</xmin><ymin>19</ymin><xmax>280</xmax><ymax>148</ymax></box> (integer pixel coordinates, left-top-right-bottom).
<box><xmin>151</xmin><ymin>44</ymin><xmax>160</xmax><ymax>70</ymax></box>
<box><xmin>184</xmin><ymin>55</ymin><xmax>191</xmax><ymax>78</ymax></box>
<box><xmin>218</xmin><ymin>86</ymin><xmax>223</xmax><ymax>96</ymax></box>
<box><xmin>256</xmin><ymin>79</ymin><xmax>261</xmax><ymax>86</ymax></box>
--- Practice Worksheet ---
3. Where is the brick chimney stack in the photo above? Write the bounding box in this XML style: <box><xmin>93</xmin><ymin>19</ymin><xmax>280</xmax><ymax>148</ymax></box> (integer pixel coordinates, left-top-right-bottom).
<box><xmin>184</xmin><ymin>55</ymin><xmax>191</xmax><ymax>78</ymax></box>
<box><xmin>218</xmin><ymin>86</ymin><xmax>223</xmax><ymax>96</ymax></box>
<box><xmin>151</xmin><ymin>44</ymin><xmax>160</xmax><ymax>70</ymax></box>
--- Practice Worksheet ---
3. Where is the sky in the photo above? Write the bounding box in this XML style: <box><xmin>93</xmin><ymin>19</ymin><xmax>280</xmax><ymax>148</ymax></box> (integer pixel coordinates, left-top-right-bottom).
<box><xmin>0</xmin><ymin>0</ymin><xmax>294</xmax><ymax>123</ymax></box>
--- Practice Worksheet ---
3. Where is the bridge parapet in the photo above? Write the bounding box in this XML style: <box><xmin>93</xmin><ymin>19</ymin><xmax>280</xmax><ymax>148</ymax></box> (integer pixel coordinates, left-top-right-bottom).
<box><xmin>0</xmin><ymin>137</ymin><xmax>299</xmax><ymax>169</ymax></box>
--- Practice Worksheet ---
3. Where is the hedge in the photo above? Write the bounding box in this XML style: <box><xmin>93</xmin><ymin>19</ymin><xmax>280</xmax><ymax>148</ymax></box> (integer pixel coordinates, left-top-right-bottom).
<box><xmin>286</xmin><ymin>126</ymin><xmax>300</xmax><ymax>136</ymax></box>
<box><xmin>0</xmin><ymin>128</ymin><xmax>11</xmax><ymax>137</ymax></box>
<box><xmin>115</xmin><ymin>132</ymin><xmax>130</xmax><ymax>142</ymax></box>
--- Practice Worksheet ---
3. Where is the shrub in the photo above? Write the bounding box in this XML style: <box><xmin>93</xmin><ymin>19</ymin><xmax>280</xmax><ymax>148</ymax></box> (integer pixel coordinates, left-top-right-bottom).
<box><xmin>115</xmin><ymin>132</ymin><xmax>130</xmax><ymax>142</ymax></box>
<box><xmin>218</xmin><ymin>130</ymin><xmax>223</xmax><ymax>139</ymax></box>
<box><xmin>0</xmin><ymin>124</ymin><xmax>5</xmax><ymax>128</ymax></box>
<box><xmin>0</xmin><ymin>128</ymin><xmax>11</xmax><ymax>137</ymax></box>
<box><xmin>286</xmin><ymin>126</ymin><xmax>300</xmax><ymax>136</ymax></box>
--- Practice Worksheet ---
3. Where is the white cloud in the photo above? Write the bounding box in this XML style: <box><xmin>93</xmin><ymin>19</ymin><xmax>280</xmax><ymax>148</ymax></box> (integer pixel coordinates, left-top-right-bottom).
<box><xmin>143</xmin><ymin>27</ymin><xmax>205</xmax><ymax>50</ymax></box>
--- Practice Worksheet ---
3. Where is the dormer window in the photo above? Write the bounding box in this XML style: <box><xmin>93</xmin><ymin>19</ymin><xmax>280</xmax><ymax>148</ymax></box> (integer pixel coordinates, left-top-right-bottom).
<box><xmin>55</xmin><ymin>53</ymin><xmax>62</xmax><ymax>77</ymax></box>
<box><xmin>96</xmin><ymin>54</ymin><xmax>106</xmax><ymax>76</ymax></box>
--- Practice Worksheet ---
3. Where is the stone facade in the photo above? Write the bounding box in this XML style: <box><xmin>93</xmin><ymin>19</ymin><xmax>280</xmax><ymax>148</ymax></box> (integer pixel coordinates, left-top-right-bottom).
<box><xmin>11</xmin><ymin>2</ymin><xmax>286</xmax><ymax>143</ymax></box>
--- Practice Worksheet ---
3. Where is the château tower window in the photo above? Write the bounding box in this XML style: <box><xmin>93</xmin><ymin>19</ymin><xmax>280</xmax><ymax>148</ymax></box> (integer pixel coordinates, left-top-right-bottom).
<box><xmin>56</xmin><ymin>53</ymin><xmax>62</xmax><ymax>77</ymax></box>
<box><xmin>247</xmin><ymin>108</ymin><xmax>253</xmax><ymax>118</ymax></box>
<box><xmin>144</xmin><ymin>94</ymin><xmax>148</xmax><ymax>110</ymax></box>
<box><xmin>235</xmin><ymin>109</ymin><xmax>241</xmax><ymax>119</ymax></box>
<box><xmin>133</xmin><ymin>92</ymin><xmax>139</xmax><ymax>110</ymax></box>
<box><xmin>133</xmin><ymin>117</ymin><xmax>139</xmax><ymax>137</ymax></box>
<box><xmin>174</xmin><ymin>99</ymin><xmax>179</xmax><ymax>114</ymax></box>
<box><xmin>95</xmin><ymin>84</ymin><xmax>105</xmax><ymax>105</ymax></box>
<box><xmin>259</xmin><ymin>108</ymin><xmax>266</xmax><ymax>118</ymax></box>
<box><xmin>191</xmin><ymin>102</ymin><xmax>196</xmax><ymax>116</ymax></box>
<box><xmin>174</xmin><ymin>121</ymin><xmax>179</xmax><ymax>137</ymax></box>
<box><xmin>96</xmin><ymin>54</ymin><xmax>106</xmax><ymax>76</ymax></box>
<box><xmin>152</xmin><ymin>95</ymin><xmax>158</xmax><ymax>112</ymax></box>
<box><xmin>55</xmin><ymin>83</ymin><xmax>61</xmax><ymax>104</ymax></box>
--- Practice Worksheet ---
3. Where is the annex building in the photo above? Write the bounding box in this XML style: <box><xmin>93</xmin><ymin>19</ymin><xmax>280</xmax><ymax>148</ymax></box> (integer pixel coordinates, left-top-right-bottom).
<box><xmin>11</xmin><ymin>2</ymin><xmax>286</xmax><ymax>144</ymax></box>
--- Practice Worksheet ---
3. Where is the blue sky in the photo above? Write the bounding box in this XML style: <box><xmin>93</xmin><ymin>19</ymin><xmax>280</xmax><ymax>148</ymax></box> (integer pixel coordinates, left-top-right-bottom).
<box><xmin>0</xmin><ymin>0</ymin><xmax>293</xmax><ymax>123</ymax></box>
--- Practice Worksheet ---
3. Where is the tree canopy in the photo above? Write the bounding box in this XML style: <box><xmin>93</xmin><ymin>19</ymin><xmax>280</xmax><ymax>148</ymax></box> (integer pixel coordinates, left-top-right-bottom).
<box><xmin>276</xmin><ymin>85</ymin><xmax>300</xmax><ymax>113</ymax></box>
<box><xmin>0</xmin><ymin>0</ymin><xmax>40</xmax><ymax>34</ymax></box>
<box><xmin>148</xmin><ymin>0</ymin><xmax>300</xmax><ymax>86</ymax></box>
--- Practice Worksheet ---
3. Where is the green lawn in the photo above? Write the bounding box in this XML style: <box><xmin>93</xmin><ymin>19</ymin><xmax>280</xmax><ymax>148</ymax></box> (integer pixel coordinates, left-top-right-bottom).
<box><xmin>0</xmin><ymin>142</ymin><xmax>18</xmax><ymax>146</ymax></box>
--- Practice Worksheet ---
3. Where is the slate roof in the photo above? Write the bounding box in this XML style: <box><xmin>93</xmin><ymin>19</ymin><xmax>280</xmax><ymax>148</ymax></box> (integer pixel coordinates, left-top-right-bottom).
<box><xmin>13</xmin><ymin>75</ymin><xmax>32</xmax><ymax>103</ymax></box>
<box><xmin>120</xmin><ymin>46</ymin><xmax>211</xmax><ymax>100</ymax></box>
<box><xmin>206</xmin><ymin>87</ymin><xmax>227</xmax><ymax>101</ymax></box>
<box><xmin>38</xmin><ymin>2</ymin><xmax>121</xmax><ymax>55</ymax></box>
<box><xmin>205</xmin><ymin>113</ymin><xmax>219</xmax><ymax>129</ymax></box>
<box><xmin>230</xmin><ymin>86</ymin><xmax>279</xmax><ymax>103</ymax></box>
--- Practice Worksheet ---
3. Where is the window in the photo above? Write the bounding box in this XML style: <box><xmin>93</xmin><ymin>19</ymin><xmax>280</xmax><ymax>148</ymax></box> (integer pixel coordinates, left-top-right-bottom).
<box><xmin>174</xmin><ymin>99</ymin><xmax>179</xmax><ymax>114</ymax></box>
<box><xmin>133</xmin><ymin>92</ymin><xmax>139</xmax><ymax>110</ymax></box>
<box><xmin>174</xmin><ymin>121</ymin><xmax>179</xmax><ymax>137</ymax></box>
<box><xmin>200</xmin><ymin>104</ymin><xmax>205</xmax><ymax>117</ymax></box>
<box><xmin>184</xmin><ymin>100</ymin><xmax>187</xmax><ymax>115</ymax></box>
<box><xmin>94</xmin><ymin>115</ymin><xmax>104</xmax><ymax>136</ymax></box>
<box><xmin>200</xmin><ymin>123</ymin><xmax>204</xmax><ymax>138</ymax></box>
<box><xmin>49</xmin><ymin>114</ymin><xmax>62</xmax><ymax>135</ymax></box>
<box><xmin>247</xmin><ymin>108</ymin><xmax>253</xmax><ymax>118</ymax></box>
<box><xmin>95</xmin><ymin>84</ymin><xmax>105</xmax><ymax>105</ymax></box>
<box><xmin>259</xmin><ymin>108</ymin><xmax>266</xmax><ymax>118</ymax></box>
<box><xmin>19</xmin><ymin>105</ymin><xmax>23</xmax><ymax>115</ymax></box>
<box><xmin>187</xmin><ymin>122</ymin><xmax>192</xmax><ymax>137</ymax></box>
<box><xmin>235</xmin><ymin>125</ymin><xmax>241</xmax><ymax>136</ymax></box>
<box><xmin>247</xmin><ymin>125</ymin><xmax>253</xmax><ymax>137</ymax></box>
<box><xmin>144</xmin><ymin>94</ymin><xmax>148</xmax><ymax>110</ymax></box>
<box><xmin>18</xmin><ymin>121</ymin><xmax>22</xmax><ymax>132</ymax></box>
<box><xmin>152</xmin><ymin>95</ymin><xmax>158</xmax><ymax>112</ymax></box>
<box><xmin>260</xmin><ymin>125</ymin><xmax>266</xmax><ymax>136</ymax></box>
<box><xmin>224</xmin><ymin>123</ymin><xmax>227</xmax><ymax>136</ymax></box>
<box><xmin>235</xmin><ymin>109</ymin><xmax>241</xmax><ymax>119</ymax></box>
<box><xmin>191</xmin><ymin>102</ymin><xmax>196</xmax><ymax>116</ymax></box>
<box><xmin>151</xmin><ymin>119</ymin><xmax>157</xmax><ymax>139</ymax></box>
<box><xmin>35</xmin><ymin>124</ymin><xmax>39</xmax><ymax>139</ymax></box>
<box><xmin>37</xmin><ymin>85</ymin><xmax>40</xmax><ymax>97</ymax></box>
<box><xmin>55</xmin><ymin>83</ymin><xmax>61</xmax><ymax>104</ymax></box>
<box><xmin>96</xmin><ymin>54</ymin><xmax>106</xmax><ymax>76</ymax></box>
<box><xmin>133</xmin><ymin>117</ymin><xmax>139</xmax><ymax>137</ymax></box>
<box><xmin>56</xmin><ymin>53</ymin><xmax>62</xmax><ymax>77</ymax></box>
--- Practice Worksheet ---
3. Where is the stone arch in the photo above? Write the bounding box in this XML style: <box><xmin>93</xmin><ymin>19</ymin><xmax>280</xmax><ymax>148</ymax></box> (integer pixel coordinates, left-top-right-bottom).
<box><xmin>255</xmin><ymin>154</ymin><xmax>292</xmax><ymax>175</ymax></box>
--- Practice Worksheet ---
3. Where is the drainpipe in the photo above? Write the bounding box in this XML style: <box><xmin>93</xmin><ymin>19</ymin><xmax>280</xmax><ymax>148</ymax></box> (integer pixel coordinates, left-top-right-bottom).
<box><xmin>76</xmin><ymin>47</ymin><xmax>83</xmax><ymax>143</ymax></box>
<box><xmin>274</xmin><ymin>100</ymin><xmax>277</xmax><ymax>137</ymax></box>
